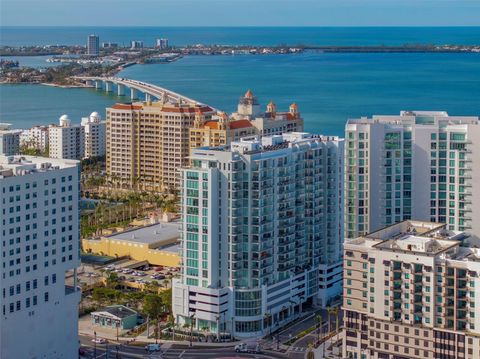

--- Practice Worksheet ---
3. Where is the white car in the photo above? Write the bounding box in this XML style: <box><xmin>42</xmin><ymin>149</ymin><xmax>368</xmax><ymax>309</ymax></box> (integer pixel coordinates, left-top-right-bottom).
<box><xmin>92</xmin><ymin>338</ymin><xmax>107</xmax><ymax>344</ymax></box>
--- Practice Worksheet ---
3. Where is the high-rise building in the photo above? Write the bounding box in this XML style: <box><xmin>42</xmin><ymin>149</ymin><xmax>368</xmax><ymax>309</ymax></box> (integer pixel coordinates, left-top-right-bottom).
<box><xmin>81</xmin><ymin>111</ymin><xmax>106</xmax><ymax>159</ymax></box>
<box><xmin>20</xmin><ymin>125</ymin><xmax>49</xmax><ymax>153</ymax></box>
<box><xmin>49</xmin><ymin>115</ymin><xmax>85</xmax><ymax>160</ymax></box>
<box><xmin>189</xmin><ymin>91</ymin><xmax>304</xmax><ymax>153</ymax></box>
<box><xmin>0</xmin><ymin>155</ymin><xmax>81</xmax><ymax>359</ymax></box>
<box><xmin>173</xmin><ymin>132</ymin><xmax>344</xmax><ymax>338</ymax></box>
<box><xmin>106</xmin><ymin>101</ymin><xmax>216</xmax><ymax>191</ymax></box>
<box><xmin>156</xmin><ymin>38</ymin><xmax>169</xmax><ymax>49</ymax></box>
<box><xmin>131</xmin><ymin>40</ymin><xmax>144</xmax><ymax>49</ymax></box>
<box><xmin>232</xmin><ymin>90</ymin><xmax>304</xmax><ymax>136</ymax></box>
<box><xmin>87</xmin><ymin>34</ymin><xmax>99</xmax><ymax>56</ymax></box>
<box><xmin>0</xmin><ymin>123</ymin><xmax>21</xmax><ymax>156</ymax></box>
<box><xmin>344</xmin><ymin>111</ymin><xmax>480</xmax><ymax>240</ymax></box>
<box><xmin>342</xmin><ymin>220</ymin><xmax>480</xmax><ymax>359</ymax></box>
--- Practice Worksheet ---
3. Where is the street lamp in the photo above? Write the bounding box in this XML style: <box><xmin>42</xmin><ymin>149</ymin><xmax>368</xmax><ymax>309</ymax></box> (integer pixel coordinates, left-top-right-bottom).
<box><xmin>315</xmin><ymin>314</ymin><xmax>322</xmax><ymax>344</ymax></box>
<box><xmin>189</xmin><ymin>313</ymin><xmax>195</xmax><ymax>347</ymax></box>
<box><xmin>94</xmin><ymin>331</ymin><xmax>97</xmax><ymax>358</ymax></box>
<box><xmin>215</xmin><ymin>315</ymin><xmax>220</xmax><ymax>342</ymax></box>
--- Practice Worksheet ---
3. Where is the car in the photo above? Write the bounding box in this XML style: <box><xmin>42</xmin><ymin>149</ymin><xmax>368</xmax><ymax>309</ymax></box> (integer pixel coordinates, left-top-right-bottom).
<box><xmin>145</xmin><ymin>343</ymin><xmax>161</xmax><ymax>352</ymax></box>
<box><xmin>91</xmin><ymin>338</ymin><xmax>107</xmax><ymax>344</ymax></box>
<box><xmin>234</xmin><ymin>343</ymin><xmax>262</xmax><ymax>354</ymax></box>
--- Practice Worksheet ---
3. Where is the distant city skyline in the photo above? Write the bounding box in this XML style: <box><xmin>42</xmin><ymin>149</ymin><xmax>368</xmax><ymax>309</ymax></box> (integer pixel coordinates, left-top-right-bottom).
<box><xmin>1</xmin><ymin>0</ymin><xmax>480</xmax><ymax>27</ymax></box>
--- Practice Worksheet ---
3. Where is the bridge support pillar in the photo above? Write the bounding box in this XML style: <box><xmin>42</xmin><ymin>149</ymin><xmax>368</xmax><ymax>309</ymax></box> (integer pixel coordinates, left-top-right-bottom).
<box><xmin>95</xmin><ymin>80</ymin><xmax>102</xmax><ymax>90</ymax></box>
<box><xmin>117</xmin><ymin>84</ymin><xmax>125</xmax><ymax>96</ymax></box>
<box><xmin>86</xmin><ymin>80</ymin><xmax>93</xmax><ymax>87</ymax></box>
<box><xmin>105</xmin><ymin>81</ymin><xmax>113</xmax><ymax>92</ymax></box>
<box><xmin>130</xmin><ymin>88</ymin><xmax>138</xmax><ymax>100</ymax></box>
<box><xmin>145</xmin><ymin>93</ymin><xmax>152</xmax><ymax>103</ymax></box>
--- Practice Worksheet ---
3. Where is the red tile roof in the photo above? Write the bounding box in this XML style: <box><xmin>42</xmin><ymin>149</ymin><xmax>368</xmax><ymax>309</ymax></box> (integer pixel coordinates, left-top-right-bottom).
<box><xmin>111</xmin><ymin>103</ymin><xmax>143</xmax><ymax>110</ymax></box>
<box><xmin>229</xmin><ymin>119</ymin><xmax>253</xmax><ymax>130</ymax></box>
<box><xmin>203</xmin><ymin>121</ymin><xmax>219</xmax><ymax>130</ymax></box>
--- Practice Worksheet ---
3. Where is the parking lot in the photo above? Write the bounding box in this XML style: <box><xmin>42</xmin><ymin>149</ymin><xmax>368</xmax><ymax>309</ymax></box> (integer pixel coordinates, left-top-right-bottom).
<box><xmin>68</xmin><ymin>260</ymin><xmax>180</xmax><ymax>290</ymax></box>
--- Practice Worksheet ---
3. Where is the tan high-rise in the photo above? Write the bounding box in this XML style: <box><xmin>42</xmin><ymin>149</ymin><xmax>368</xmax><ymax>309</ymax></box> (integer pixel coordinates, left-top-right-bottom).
<box><xmin>106</xmin><ymin>101</ymin><xmax>215</xmax><ymax>191</ymax></box>
<box><xmin>343</xmin><ymin>220</ymin><xmax>480</xmax><ymax>359</ymax></box>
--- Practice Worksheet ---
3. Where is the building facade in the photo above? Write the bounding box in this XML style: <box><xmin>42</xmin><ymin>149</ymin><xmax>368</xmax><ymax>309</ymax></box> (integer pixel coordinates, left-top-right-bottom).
<box><xmin>106</xmin><ymin>101</ymin><xmax>216</xmax><ymax>191</ymax></box>
<box><xmin>81</xmin><ymin>111</ymin><xmax>106</xmax><ymax>159</ymax></box>
<box><xmin>344</xmin><ymin>111</ymin><xmax>480</xmax><ymax>240</ymax></box>
<box><xmin>156</xmin><ymin>38</ymin><xmax>169</xmax><ymax>49</ymax></box>
<box><xmin>87</xmin><ymin>34</ymin><xmax>99</xmax><ymax>56</ymax></box>
<box><xmin>0</xmin><ymin>123</ymin><xmax>21</xmax><ymax>156</ymax></box>
<box><xmin>232</xmin><ymin>90</ymin><xmax>304</xmax><ymax>136</ymax></box>
<box><xmin>20</xmin><ymin>125</ymin><xmax>49</xmax><ymax>153</ymax></box>
<box><xmin>343</xmin><ymin>220</ymin><xmax>480</xmax><ymax>359</ymax></box>
<box><xmin>189</xmin><ymin>112</ymin><xmax>256</xmax><ymax>153</ymax></box>
<box><xmin>49</xmin><ymin>115</ymin><xmax>85</xmax><ymax>160</ymax></box>
<box><xmin>189</xmin><ymin>91</ymin><xmax>304</xmax><ymax>153</ymax></box>
<box><xmin>0</xmin><ymin>155</ymin><xmax>81</xmax><ymax>359</ymax></box>
<box><xmin>173</xmin><ymin>133</ymin><xmax>344</xmax><ymax>338</ymax></box>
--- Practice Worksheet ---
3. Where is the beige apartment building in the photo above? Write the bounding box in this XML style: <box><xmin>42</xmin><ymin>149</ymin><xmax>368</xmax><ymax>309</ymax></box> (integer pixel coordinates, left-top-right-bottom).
<box><xmin>343</xmin><ymin>220</ymin><xmax>480</xmax><ymax>359</ymax></box>
<box><xmin>189</xmin><ymin>90</ymin><xmax>304</xmax><ymax>151</ymax></box>
<box><xmin>106</xmin><ymin>101</ymin><xmax>215</xmax><ymax>191</ymax></box>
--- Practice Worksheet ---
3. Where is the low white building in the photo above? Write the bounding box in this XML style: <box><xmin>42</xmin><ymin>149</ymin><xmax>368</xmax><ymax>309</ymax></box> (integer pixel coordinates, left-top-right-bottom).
<box><xmin>81</xmin><ymin>112</ymin><xmax>106</xmax><ymax>158</ymax></box>
<box><xmin>49</xmin><ymin>114</ymin><xmax>85</xmax><ymax>160</ymax></box>
<box><xmin>0</xmin><ymin>155</ymin><xmax>81</xmax><ymax>359</ymax></box>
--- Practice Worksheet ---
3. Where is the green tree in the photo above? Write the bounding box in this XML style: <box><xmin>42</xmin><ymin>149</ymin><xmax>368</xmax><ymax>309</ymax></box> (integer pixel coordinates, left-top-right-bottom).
<box><xmin>105</xmin><ymin>271</ymin><xmax>119</xmax><ymax>289</ymax></box>
<box><xmin>143</xmin><ymin>294</ymin><xmax>164</xmax><ymax>343</ymax></box>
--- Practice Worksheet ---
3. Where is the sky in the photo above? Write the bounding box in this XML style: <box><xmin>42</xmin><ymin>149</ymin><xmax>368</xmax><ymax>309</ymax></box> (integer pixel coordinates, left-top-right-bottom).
<box><xmin>1</xmin><ymin>0</ymin><xmax>479</xmax><ymax>27</ymax></box>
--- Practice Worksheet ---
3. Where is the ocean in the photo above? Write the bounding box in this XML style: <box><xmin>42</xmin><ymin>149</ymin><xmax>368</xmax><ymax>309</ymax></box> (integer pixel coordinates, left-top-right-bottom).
<box><xmin>1</xmin><ymin>27</ymin><xmax>480</xmax><ymax>136</ymax></box>
<box><xmin>2</xmin><ymin>26</ymin><xmax>480</xmax><ymax>47</ymax></box>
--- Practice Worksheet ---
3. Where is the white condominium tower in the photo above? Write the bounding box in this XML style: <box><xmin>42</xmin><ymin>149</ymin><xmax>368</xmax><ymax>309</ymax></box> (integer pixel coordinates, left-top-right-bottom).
<box><xmin>173</xmin><ymin>132</ymin><xmax>344</xmax><ymax>338</ymax></box>
<box><xmin>0</xmin><ymin>155</ymin><xmax>81</xmax><ymax>359</ymax></box>
<box><xmin>344</xmin><ymin>111</ymin><xmax>480</xmax><ymax>240</ymax></box>
<box><xmin>81</xmin><ymin>111</ymin><xmax>106</xmax><ymax>159</ymax></box>
<box><xmin>49</xmin><ymin>114</ymin><xmax>85</xmax><ymax>160</ymax></box>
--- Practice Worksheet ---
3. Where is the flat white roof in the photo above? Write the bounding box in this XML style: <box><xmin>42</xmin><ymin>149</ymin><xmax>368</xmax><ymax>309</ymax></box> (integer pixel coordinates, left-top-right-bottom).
<box><xmin>107</xmin><ymin>222</ymin><xmax>180</xmax><ymax>245</ymax></box>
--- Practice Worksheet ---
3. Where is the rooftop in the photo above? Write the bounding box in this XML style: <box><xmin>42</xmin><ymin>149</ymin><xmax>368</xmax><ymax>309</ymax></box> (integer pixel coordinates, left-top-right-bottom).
<box><xmin>347</xmin><ymin>111</ymin><xmax>479</xmax><ymax>126</ymax></box>
<box><xmin>106</xmin><ymin>222</ymin><xmax>180</xmax><ymax>245</ymax></box>
<box><xmin>92</xmin><ymin>305</ymin><xmax>137</xmax><ymax>319</ymax></box>
<box><xmin>0</xmin><ymin>155</ymin><xmax>79</xmax><ymax>178</ymax></box>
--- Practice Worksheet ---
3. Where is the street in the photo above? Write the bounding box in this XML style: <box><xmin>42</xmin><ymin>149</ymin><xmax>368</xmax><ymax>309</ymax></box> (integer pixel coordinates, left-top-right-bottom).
<box><xmin>79</xmin><ymin>335</ymin><xmax>288</xmax><ymax>359</ymax></box>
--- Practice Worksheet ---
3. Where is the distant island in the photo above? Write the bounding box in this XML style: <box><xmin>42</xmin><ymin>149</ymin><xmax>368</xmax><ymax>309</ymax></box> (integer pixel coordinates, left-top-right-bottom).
<box><xmin>1</xmin><ymin>43</ymin><xmax>479</xmax><ymax>86</ymax></box>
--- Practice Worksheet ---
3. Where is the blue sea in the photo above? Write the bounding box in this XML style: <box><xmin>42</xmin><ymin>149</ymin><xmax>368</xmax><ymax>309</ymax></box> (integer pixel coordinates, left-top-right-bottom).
<box><xmin>2</xmin><ymin>26</ymin><xmax>480</xmax><ymax>47</ymax></box>
<box><xmin>1</xmin><ymin>27</ymin><xmax>480</xmax><ymax>136</ymax></box>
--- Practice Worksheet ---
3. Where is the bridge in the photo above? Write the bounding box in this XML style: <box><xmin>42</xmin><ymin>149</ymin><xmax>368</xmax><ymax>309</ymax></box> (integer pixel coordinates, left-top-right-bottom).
<box><xmin>74</xmin><ymin>76</ymin><xmax>213</xmax><ymax>108</ymax></box>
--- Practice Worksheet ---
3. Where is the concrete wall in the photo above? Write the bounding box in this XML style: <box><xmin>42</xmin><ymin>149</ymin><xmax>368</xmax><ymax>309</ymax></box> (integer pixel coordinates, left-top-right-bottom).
<box><xmin>82</xmin><ymin>238</ymin><xmax>180</xmax><ymax>267</ymax></box>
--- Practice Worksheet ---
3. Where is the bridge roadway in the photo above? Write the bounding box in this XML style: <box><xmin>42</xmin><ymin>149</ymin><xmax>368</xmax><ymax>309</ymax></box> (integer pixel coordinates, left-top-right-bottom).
<box><xmin>74</xmin><ymin>76</ymin><xmax>216</xmax><ymax>110</ymax></box>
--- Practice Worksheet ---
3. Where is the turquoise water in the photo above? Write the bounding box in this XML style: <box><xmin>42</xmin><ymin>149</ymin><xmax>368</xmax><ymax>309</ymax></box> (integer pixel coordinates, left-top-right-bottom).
<box><xmin>2</xmin><ymin>26</ymin><xmax>480</xmax><ymax>47</ymax></box>
<box><xmin>1</xmin><ymin>51</ymin><xmax>480</xmax><ymax>135</ymax></box>
<box><xmin>0</xmin><ymin>55</ymin><xmax>62</xmax><ymax>68</ymax></box>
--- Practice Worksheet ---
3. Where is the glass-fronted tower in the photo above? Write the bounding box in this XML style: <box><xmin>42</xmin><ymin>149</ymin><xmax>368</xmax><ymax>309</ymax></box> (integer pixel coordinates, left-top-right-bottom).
<box><xmin>173</xmin><ymin>132</ymin><xmax>344</xmax><ymax>338</ymax></box>
<box><xmin>344</xmin><ymin>111</ymin><xmax>480</xmax><ymax>240</ymax></box>
<box><xmin>87</xmin><ymin>34</ymin><xmax>99</xmax><ymax>56</ymax></box>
